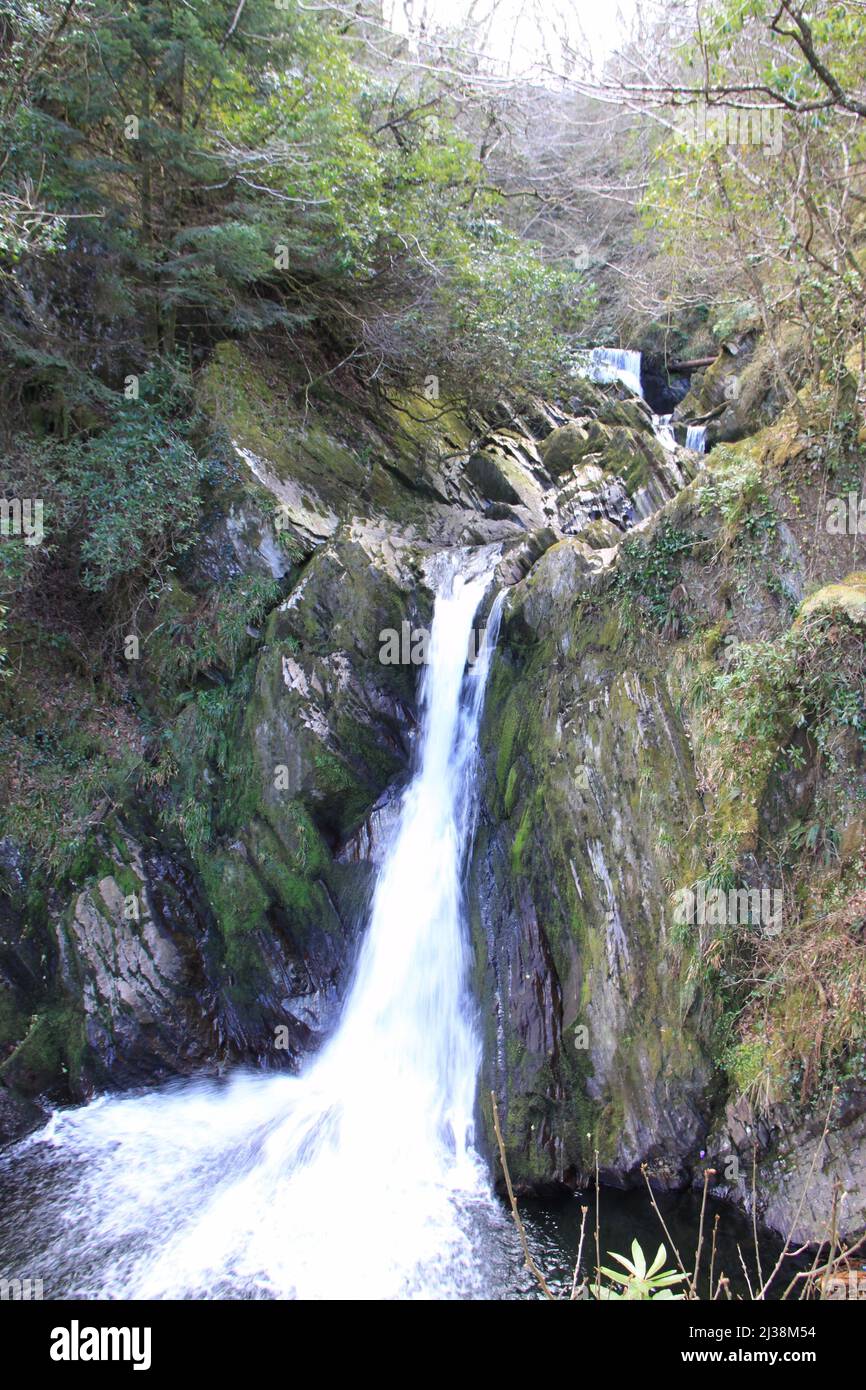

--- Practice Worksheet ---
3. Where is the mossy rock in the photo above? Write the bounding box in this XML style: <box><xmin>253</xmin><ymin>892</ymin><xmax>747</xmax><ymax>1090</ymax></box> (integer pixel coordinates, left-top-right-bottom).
<box><xmin>199</xmin><ymin>342</ymin><xmax>445</xmax><ymax>546</ymax></box>
<box><xmin>679</xmin><ymin>327</ymin><xmax>807</xmax><ymax>444</ymax></box>
<box><xmin>798</xmin><ymin>573</ymin><xmax>866</xmax><ymax>625</ymax></box>
<box><xmin>540</xmin><ymin>421</ymin><xmax>605</xmax><ymax>476</ymax></box>
<box><xmin>472</xmin><ymin>547</ymin><xmax>714</xmax><ymax>1188</ymax></box>
<box><xmin>541</xmin><ymin>419</ymin><xmax>673</xmax><ymax>505</ymax></box>
<box><xmin>0</xmin><ymin>1005</ymin><xmax>86</xmax><ymax>1098</ymax></box>
<box><xmin>575</xmin><ymin>517</ymin><xmax>622</xmax><ymax>549</ymax></box>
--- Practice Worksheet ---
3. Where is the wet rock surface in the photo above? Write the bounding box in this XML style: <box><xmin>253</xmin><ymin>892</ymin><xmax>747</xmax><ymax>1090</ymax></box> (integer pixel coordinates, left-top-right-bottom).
<box><xmin>470</xmin><ymin>540</ymin><xmax>713</xmax><ymax>1190</ymax></box>
<box><xmin>3</xmin><ymin>334</ymin><xmax>865</xmax><ymax>1257</ymax></box>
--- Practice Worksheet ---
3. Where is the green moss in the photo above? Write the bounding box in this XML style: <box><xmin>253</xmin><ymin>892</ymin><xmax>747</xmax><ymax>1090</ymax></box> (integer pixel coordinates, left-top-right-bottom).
<box><xmin>539</xmin><ymin>421</ymin><xmax>597</xmax><ymax>476</ymax></box>
<box><xmin>495</xmin><ymin>693</ymin><xmax>523</xmax><ymax>797</ymax></box>
<box><xmin>511</xmin><ymin>803</ymin><xmax>534</xmax><ymax>874</ymax></box>
<box><xmin>244</xmin><ymin>813</ymin><xmax>338</xmax><ymax>938</ymax></box>
<box><xmin>0</xmin><ymin>1004</ymin><xmax>86</xmax><ymax>1095</ymax></box>
<box><xmin>490</xmin><ymin>1078</ymin><xmax>566</xmax><ymax>1186</ymax></box>
<box><xmin>696</xmin><ymin>445</ymin><xmax>778</xmax><ymax>546</ymax></box>
<box><xmin>308</xmin><ymin>748</ymin><xmax>376</xmax><ymax>836</ymax></box>
<box><xmin>151</xmin><ymin>661</ymin><xmax>260</xmax><ymax>854</ymax></box>
<box><xmin>89</xmin><ymin>860</ymin><xmax>142</xmax><ymax>917</ymax></box>
<box><xmin>332</xmin><ymin>714</ymin><xmax>403</xmax><ymax>796</ymax></box>
<box><xmin>199</xmin><ymin>852</ymin><xmax>269</xmax><ymax>997</ymax></box>
<box><xmin>198</xmin><ymin>342</ymin><xmax>365</xmax><ymax>508</ymax></box>
<box><xmin>0</xmin><ymin>994</ymin><xmax>27</xmax><ymax>1051</ymax></box>
<box><xmin>386</xmin><ymin>389</ymin><xmax>473</xmax><ymax>457</ymax></box>
<box><xmin>798</xmin><ymin>572</ymin><xmax>866</xmax><ymax>625</ymax></box>
<box><xmin>724</xmin><ymin>1037</ymin><xmax>773</xmax><ymax>1097</ymax></box>
<box><xmin>274</xmin><ymin>801</ymin><xmax>329</xmax><ymax>878</ymax></box>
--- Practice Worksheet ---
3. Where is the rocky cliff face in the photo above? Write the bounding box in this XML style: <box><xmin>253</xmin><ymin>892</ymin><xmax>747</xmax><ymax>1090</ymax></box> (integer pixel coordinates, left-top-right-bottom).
<box><xmin>0</xmin><ymin>343</ymin><xmax>695</xmax><ymax>1139</ymax></box>
<box><xmin>471</xmin><ymin>366</ymin><xmax>866</xmax><ymax>1243</ymax></box>
<box><xmin>2</xmin><ymin>337</ymin><xmax>865</xmax><ymax>1250</ymax></box>
<box><xmin>470</xmin><ymin>536</ymin><xmax>714</xmax><ymax>1192</ymax></box>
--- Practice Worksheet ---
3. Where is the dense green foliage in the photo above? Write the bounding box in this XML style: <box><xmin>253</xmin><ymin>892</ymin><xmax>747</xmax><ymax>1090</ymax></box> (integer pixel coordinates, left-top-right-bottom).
<box><xmin>0</xmin><ymin>0</ymin><xmax>589</xmax><ymax>875</ymax></box>
<box><xmin>0</xmin><ymin>0</ymin><xmax>585</xmax><ymax>404</ymax></box>
<box><xmin>689</xmin><ymin>590</ymin><xmax>866</xmax><ymax>1112</ymax></box>
<box><xmin>0</xmin><ymin>0</ymin><xmax>588</xmax><ymax>649</ymax></box>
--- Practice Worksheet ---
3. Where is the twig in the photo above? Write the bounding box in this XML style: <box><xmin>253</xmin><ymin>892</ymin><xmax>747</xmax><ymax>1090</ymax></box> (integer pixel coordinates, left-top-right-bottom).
<box><xmin>571</xmin><ymin>1205</ymin><xmax>589</xmax><ymax>1300</ymax></box>
<box><xmin>640</xmin><ymin>1163</ymin><xmax>691</xmax><ymax>1284</ymax></box>
<box><xmin>490</xmin><ymin>1091</ymin><xmax>555</xmax><ymax>1300</ymax></box>
<box><xmin>751</xmin><ymin>1146</ymin><xmax>765</xmax><ymax>1293</ymax></box>
<box><xmin>737</xmin><ymin>1242</ymin><xmax>756</xmax><ymax>1299</ymax></box>
<box><xmin>691</xmin><ymin>1168</ymin><xmax>715</xmax><ymax>1297</ymax></box>
<box><xmin>783</xmin><ymin>1232</ymin><xmax>866</xmax><ymax>1302</ymax></box>
<box><xmin>709</xmin><ymin>1213</ymin><xmax>720</xmax><ymax>1299</ymax></box>
<box><xmin>594</xmin><ymin>1146</ymin><xmax>602</xmax><ymax>1296</ymax></box>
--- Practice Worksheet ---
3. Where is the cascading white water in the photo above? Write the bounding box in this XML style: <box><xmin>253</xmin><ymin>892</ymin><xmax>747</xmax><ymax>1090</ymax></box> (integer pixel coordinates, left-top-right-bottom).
<box><xmin>578</xmin><ymin>350</ymin><xmax>695</xmax><ymax>453</ymax></box>
<box><xmin>576</xmin><ymin>350</ymin><xmax>704</xmax><ymax>459</ymax></box>
<box><xmin>686</xmin><ymin>424</ymin><xmax>707</xmax><ymax>453</ymax></box>
<box><xmin>578</xmin><ymin>346</ymin><xmax>643</xmax><ymax>398</ymax></box>
<box><xmin>577</xmin><ymin>350</ymin><xmax>683</xmax><ymax>453</ymax></box>
<box><xmin>651</xmin><ymin>413</ymin><xmax>677</xmax><ymax>451</ymax></box>
<box><xmin>0</xmin><ymin>555</ymin><xmax>519</xmax><ymax>1300</ymax></box>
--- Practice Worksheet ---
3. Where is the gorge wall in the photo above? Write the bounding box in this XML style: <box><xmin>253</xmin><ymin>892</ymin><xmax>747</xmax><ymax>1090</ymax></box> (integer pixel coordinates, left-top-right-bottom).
<box><xmin>2</xmin><ymin>331</ymin><xmax>865</xmax><ymax>1247</ymax></box>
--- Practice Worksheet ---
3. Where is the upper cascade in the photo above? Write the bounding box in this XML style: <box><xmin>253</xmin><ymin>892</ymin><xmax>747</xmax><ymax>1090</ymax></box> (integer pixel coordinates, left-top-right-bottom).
<box><xmin>578</xmin><ymin>346</ymin><xmax>644</xmax><ymax>398</ymax></box>
<box><xmin>686</xmin><ymin>424</ymin><xmax>708</xmax><ymax>454</ymax></box>
<box><xmin>651</xmin><ymin>413</ymin><xmax>677</xmax><ymax>451</ymax></box>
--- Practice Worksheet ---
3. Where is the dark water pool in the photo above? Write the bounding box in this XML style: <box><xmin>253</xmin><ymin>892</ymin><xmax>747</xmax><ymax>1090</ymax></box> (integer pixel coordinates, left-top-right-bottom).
<box><xmin>519</xmin><ymin>1185</ymin><xmax>806</xmax><ymax>1299</ymax></box>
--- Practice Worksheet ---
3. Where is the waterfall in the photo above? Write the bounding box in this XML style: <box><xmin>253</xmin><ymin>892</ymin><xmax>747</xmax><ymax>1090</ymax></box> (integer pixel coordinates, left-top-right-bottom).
<box><xmin>575</xmin><ymin>351</ymin><xmax>707</xmax><ymax>461</ymax></box>
<box><xmin>686</xmin><ymin>424</ymin><xmax>707</xmax><ymax>453</ymax></box>
<box><xmin>0</xmin><ymin>555</ymin><xmax>516</xmax><ymax>1300</ymax></box>
<box><xmin>576</xmin><ymin>350</ymin><xmax>692</xmax><ymax>459</ymax></box>
<box><xmin>651</xmin><ymin>413</ymin><xmax>677</xmax><ymax>451</ymax></box>
<box><xmin>577</xmin><ymin>346</ymin><xmax>643</xmax><ymax>398</ymax></box>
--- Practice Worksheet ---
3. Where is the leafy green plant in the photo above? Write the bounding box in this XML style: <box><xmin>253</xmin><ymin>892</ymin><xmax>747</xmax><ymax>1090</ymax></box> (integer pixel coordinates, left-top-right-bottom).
<box><xmin>592</xmin><ymin>1241</ymin><xmax>687</xmax><ymax>1300</ymax></box>
<box><xmin>723</xmin><ymin>1036</ymin><xmax>773</xmax><ymax>1103</ymax></box>
<box><xmin>697</xmin><ymin>449</ymin><xmax>777</xmax><ymax>547</ymax></box>
<box><xmin>708</xmin><ymin>614</ymin><xmax>866</xmax><ymax>779</ymax></box>
<box><xmin>613</xmin><ymin>521</ymin><xmax>697</xmax><ymax>634</ymax></box>
<box><xmin>59</xmin><ymin>376</ymin><xmax>207</xmax><ymax>594</ymax></box>
<box><xmin>150</xmin><ymin>574</ymin><xmax>281</xmax><ymax>696</ymax></box>
<box><xmin>786</xmin><ymin>816</ymin><xmax>839</xmax><ymax>865</ymax></box>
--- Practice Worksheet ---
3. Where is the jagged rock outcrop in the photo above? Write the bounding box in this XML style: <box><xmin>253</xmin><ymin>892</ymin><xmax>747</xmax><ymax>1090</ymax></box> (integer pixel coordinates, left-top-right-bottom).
<box><xmin>676</xmin><ymin>327</ymin><xmax>808</xmax><ymax>447</ymax></box>
<box><xmin>472</xmin><ymin>384</ymin><xmax>866</xmax><ymax>1242</ymax></box>
<box><xmin>470</xmin><ymin>537</ymin><xmax>715</xmax><ymax>1190</ymax></box>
